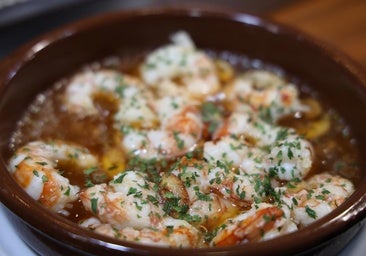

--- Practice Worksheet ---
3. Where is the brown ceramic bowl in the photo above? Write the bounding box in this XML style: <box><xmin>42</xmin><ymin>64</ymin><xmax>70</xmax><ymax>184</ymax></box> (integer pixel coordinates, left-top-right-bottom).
<box><xmin>0</xmin><ymin>8</ymin><xmax>366</xmax><ymax>256</ymax></box>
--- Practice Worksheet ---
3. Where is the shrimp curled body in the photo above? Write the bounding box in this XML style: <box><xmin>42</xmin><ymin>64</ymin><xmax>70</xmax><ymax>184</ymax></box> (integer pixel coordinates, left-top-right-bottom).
<box><xmin>8</xmin><ymin>140</ymin><xmax>98</xmax><ymax>212</ymax></box>
<box><xmin>280</xmin><ymin>173</ymin><xmax>354</xmax><ymax>226</ymax></box>
<box><xmin>122</xmin><ymin>97</ymin><xmax>203</xmax><ymax>160</ymax></box>
<box><xmin>211</xmin><ymin>203</ymin><xmax>297</xmax><ymax>246</ymax></box>
<box><xmin>140</xmin><ymin>31</ymin><xmax>220</xmax><ymax>101</ymax></box>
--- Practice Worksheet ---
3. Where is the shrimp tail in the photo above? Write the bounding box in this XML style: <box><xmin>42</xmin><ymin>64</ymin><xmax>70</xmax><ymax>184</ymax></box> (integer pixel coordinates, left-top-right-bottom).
<box><xmin>214</xmin><ymin>207</ymin><xmax>284</xmax><ymax>246</ymax></box>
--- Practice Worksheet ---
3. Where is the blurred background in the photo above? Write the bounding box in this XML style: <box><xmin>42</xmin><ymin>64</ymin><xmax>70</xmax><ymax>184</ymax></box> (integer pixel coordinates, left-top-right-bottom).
<box><xmin>0</xmin><ymin>0</ymin><xmax>366</xmax><ymax>69</ymax></box>
<box><xmin>0</xmin><ymin>0</ymin><xmax>293</xmax><ymax>58</ymax></box>
<box><xmin>0</xmin><ymin>0</ymin><xmax>365</xmax><ymax>255</ymax></box>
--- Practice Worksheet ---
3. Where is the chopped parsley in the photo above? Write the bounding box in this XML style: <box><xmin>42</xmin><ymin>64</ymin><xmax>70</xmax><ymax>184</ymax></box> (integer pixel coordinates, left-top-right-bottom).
<box><xmin>201</xmin><ymin>102</ymin><xmax>224</xmax><ymax>135</ymax></box>
<box><xmin>63</xmin><ymin>186</ymin><xmax>71</xmax><ymax>196</ymax></box>
<box><xmin>305</xmin><ymin>205</ymin><xmax>317</xmax><ymax>219</ymax></box>
<box><xmin>114</xmin><ymin>172</ymin><xmax>128</xmax><ymax>184</ymax></box>
<box><xmin>41</xmin><ymin>175</ymin><xmax>48</xmax><ymax>183</ymax></box>
<box><xmin>173</xmin><ymin>131</ymin><xmax>185</xmax><ymax>149</ymax></box>
<box><xmin>83</xmin><ymin>166</ymin><xmax>98</xmax><ymax>175</ymax></box>
<box><xmin>90</xmin><ymin>198</ymin><xmax>98</xmax><ymax>214</ymax></box>
<box><xmin>33</xmin><ymin>170</ymin><xmax>39</xmax><ymax>177</ymax></box>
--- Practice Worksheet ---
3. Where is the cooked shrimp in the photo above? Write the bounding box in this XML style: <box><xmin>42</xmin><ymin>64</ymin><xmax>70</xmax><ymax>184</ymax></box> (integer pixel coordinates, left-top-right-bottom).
<box><xmin>170</xmin><ymin>158</ymin><xmax>259</xmax><ymax>218</ymax></box>
<box><xmin>210</xmin><ymin>203</ymin><xmax>297</xmax><ymax>246</ymax></box>
<box><xmin>80</xmin><ymin>171</ymin><xmax>164</xmax><ymax>229</ymax></box>
<box><xmin>64</xmin><ymin>69</ymin><xmax>157</xmax><ymax>128</ymax></box>
<box><xmin>140</xmin><ymin>31</ymin><xmax>220</xmax><ymax>100</ymax></box>
<box><xmin>8</xmin><ymin>140</ymin><xmax>98</xmax><ymax>212</ymax></box>
<box><xmin>281</xmin><ymin>173</ymin><xmax>354</xmax><ymax>226</ymax></box>
<box><xmin>122</xmin><ymin>97</ymin><xmax>203</xmax><ymax>160</ymax></box>
<box><xmin>204</xmin><ymin>135</ymin><xmax>265</xmax><ymax>175</ymax></box>
<box><xmin>159</xmin><ymin>166</ymin><xmax>240</xmax><ymax>226</ymax></box>
<box><xmin>188</xmin><ymin>193</ymin><xmax>241</xmax><ymax>227</ymax></box>
<box><xmin>264</xmin><ymin>133</ymin><xmax>313</xmax><ymax>180</ymax></box>
<box><xmin>225</xmin><ymin>70</ymin><xmax>307</xmax><ymax>122</ymax></box>
<box><xmin>207</xmin><ymin>112</ymin><xmax>313</xmax><ymax>180</ymax></box>
<box><xmin>207</xmin><ymin>166</ymin><xmax>262</xmax><ymax>207</ymax></box>
<box><xmin>80</xmin><ymin>217</ymin><xmax>201</xmax><ymax>248</ymax></box>
<box><xmin>212</xmin><ymin>112</ymin><xmax>279</xmax><ymax>145</ymax></box>
<box><xmin>80</xmin><ymin>170</ymin><xmax>202</xmax><ymax>247</ymax></box>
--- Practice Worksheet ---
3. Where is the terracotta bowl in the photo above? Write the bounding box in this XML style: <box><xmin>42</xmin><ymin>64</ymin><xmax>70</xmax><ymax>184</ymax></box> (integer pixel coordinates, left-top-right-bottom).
<box><xmin>1</xmin><ymin>8</ymin><xmax>366</xmax><ymax>256</ymax></box>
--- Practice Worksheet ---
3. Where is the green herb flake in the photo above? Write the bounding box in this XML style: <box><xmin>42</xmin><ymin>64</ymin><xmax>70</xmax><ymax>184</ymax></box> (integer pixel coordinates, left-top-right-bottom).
<box><xmin>315</xmin><ymin>195</ymin><xmax>325</xmax><ymax>200</ymax></box>
<box><xmin>305</xmin><ymin>205</ymin><xmax>317</xmax><ymax>219</ymax></box>
<box><xmin>63</xmin><ymin>186</ymin><xmax>71</xmax><ymax>196</ymax></box>
<box><xmin>201</xmin><ymin>102</ymin><xmax>223</xmax><ymax>134</ymax></box>
<box><xmin>85</xmin><ymin>178</ymin><xmax>95</xmax><ymax>188</ymax></box>
<box><xmin>127</xmin><ymin>187</ymin><xmax>138</xmax><ymax>196</ymax></box>
<box><xmin>91</xmin><ymin>198</ymin><xmax>98</xmax><ymax>214</ymax></box>
<box><xmin>292</xmin><ymin>197</ymin><xmax>298</xmax><ymax>206</ymax></box>
<box><xmin>276</xmin><ymin>128</ymin><xmax>289</xmax><ymax>141</ymax></box>
<box><xmin>36</xmin><ymin>161</ymin><xmax>48</xmax><ymax>166</ymax></box>
<box><xmin>134</xmin><ymin>202</ymin><xmax>142</xmax><ymax>211</ymax></box>
<box><xmin>166</xmin><ymin>225</ymin><xmax>174</xmax><ymax>236</ymax></box>
<box><xmin>147</xmin><ymin>195</ymin><xmax>159</xmax><ymax>206</ymax></box>
<box><xmin>114</xmin><ymin>172</ymin><xmax>128</xmax><ymax>184</ymax></box>
<box><xmin>287</xmin><ymin>148</ymin><xmax>294</xmax><ymax>160</ymax></box>
<box><xmin>84</xmin><ymin>166</ymin><xmax>98</xmax><ymax>176</ymax></box>
<box><xmin>115</xmin><ymin>84</ymin><xmax>128</xmax><ymax>98</ymax></box>
<box><xmin>321</xmin><ymin>189</ymin><xmax>331</xmax><ymax>195</ymax></box>
<box><xmin>41</xmin><ymin>175</ymin><xmax>48</xmax><ymax>183</ymax></box>
<box><xmin>173</xmin><ymin>131</ymin><xmax>185</xmax><ymax>149</ymax></box>
<box><xmin>263</xmin><ymin>214</ymin><xmax>276</xmax><ymax>223</ymax></box>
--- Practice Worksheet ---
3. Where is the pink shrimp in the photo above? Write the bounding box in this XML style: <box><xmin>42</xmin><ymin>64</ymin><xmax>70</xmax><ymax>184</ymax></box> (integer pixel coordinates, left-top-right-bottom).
<box><xmin>210</xmin><ymin>204</ymin><xmax>296</xmax><ymax>246</ymax></box>
<box><xmin>8</xmin><ymin>140</ymin><xmax>97</xmax><ymax>212</ymax></box>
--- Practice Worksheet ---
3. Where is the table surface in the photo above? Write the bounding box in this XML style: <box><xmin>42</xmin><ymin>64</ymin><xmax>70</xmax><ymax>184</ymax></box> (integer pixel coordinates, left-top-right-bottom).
<box><xmin>268</xmin><ymin>0</ymin><xmax>366</xmax><ymax>69</ymax></box>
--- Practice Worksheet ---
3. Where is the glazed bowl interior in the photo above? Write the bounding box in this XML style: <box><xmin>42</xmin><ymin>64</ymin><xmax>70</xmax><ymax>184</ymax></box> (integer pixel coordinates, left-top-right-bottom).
<box><xmin>0</xmin><ymin>8</ymin><xmax>366</xmax><ymax>256</ymax></box>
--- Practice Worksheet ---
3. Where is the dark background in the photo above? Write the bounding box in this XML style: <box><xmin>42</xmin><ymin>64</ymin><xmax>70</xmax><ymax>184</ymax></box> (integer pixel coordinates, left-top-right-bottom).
<box><xmin>0</xmin><ymin>0</ymin><xmax>294</xmax><ymax>59</ymax></box>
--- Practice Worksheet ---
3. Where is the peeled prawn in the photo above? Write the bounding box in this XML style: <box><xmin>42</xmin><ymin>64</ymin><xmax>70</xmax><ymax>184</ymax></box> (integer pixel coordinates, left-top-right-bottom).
<box><xmin>80</xmin><ymin>170</ymin><xmax>201</xmax><ymax>247</ymax></box>
<box><xmin>80</xmin><ymin>216</ymin><xmax>201</xmax><ymax>248</ymax></box>
<box><xmin>210</xmin><ymin>203</ymin><xmax>297</xmax><ymax>246</ymax></box>
<box><xmin>158</xmin><ymin>167</ymin><xmax>240</xmax><ymax>227</ymax></box>
<box><xmin>140</xmin><ymin>31</ymin><xmax>220</xmax><ymax>100</ymax></box>
<box><xmin>281</xmin><ymin>173</ymin><xmax>354</xmax><ymax>226</ymax></box>
<box><xmin>8</xmin><ymin>140</ymin><xmax>98</xmax><ymax>212</ymax></box>
<box><xmin>170</xmin><ymin>158</ymin><xmax>258</xmax><ymax>219</ymax></box>
<box><xmin>64</xmin><ymin>70</ymin><xmax>157</xmax><ymax>128</ymax></box>
<box><xmin>225</xmin><ymin>70</ymin><xmax>307</xmax><ymax>122</ymax></box>
<box><xmin>122</xmin><ymin>97</ymin><xmax>203</xmax><ymax>160</ymax></box>
<box><xmin>206</xmin><ymin>112</ymin><xmax>313</xmax><ymax>180</ymax></box>
<box><xmin>80</xmin><ymin>171</ymin><xmax>164</xmax><ymax>229</ymax></box>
